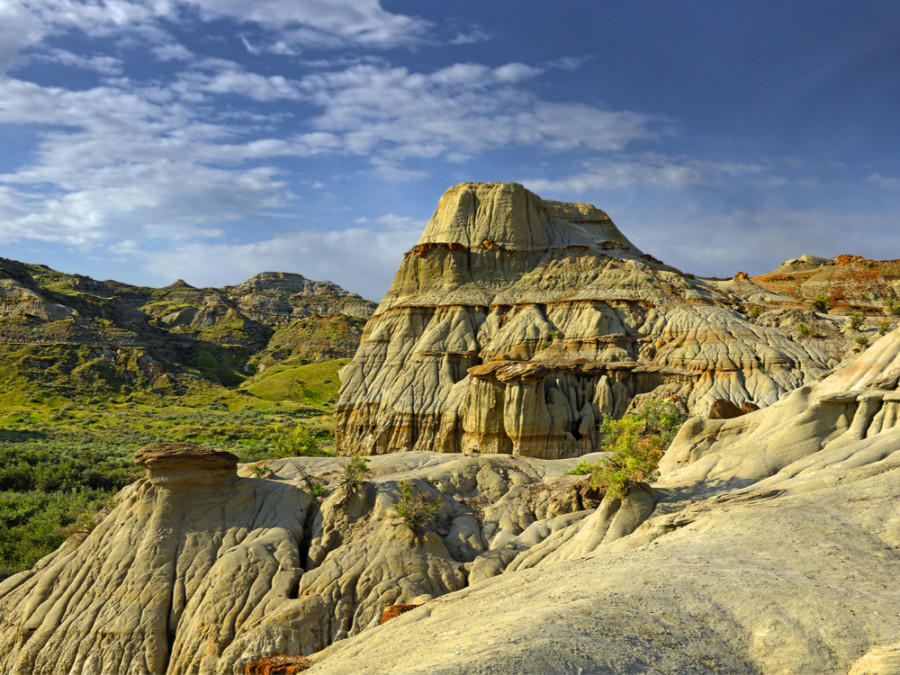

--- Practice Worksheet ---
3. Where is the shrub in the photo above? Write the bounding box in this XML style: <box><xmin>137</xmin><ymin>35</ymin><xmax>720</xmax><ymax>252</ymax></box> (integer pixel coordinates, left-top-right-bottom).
<box><xmin>393</xmin><ymin>480</ymin><xmax>441</xmax><ymax>533</ymax></box>
<box><xmin>588</xmin><ymin>400</ymin><xmax>686</xmax><ymax>500</ymax></box>
<box><xmin>310</xmin><ymin>483</ymin><xmax>327</xmax><ymax>498</ymax></box>
<box><xmin>749</xmin><ymin>305</ymin><xmax>762</xmax><ymax>319</ymax></box>
<box><xmin>340</xmin><ymin>453</ymin><xmax>370</xmax><ymax>492</ymax></box>
<box><xmin>879</xmin><ymin>319</ymin><xmax>891</xmax><ymax>336</ymax></box>
<box><xmin>272</xmin><ymin>424</ymin><xmax>323</xmax><ymax>458</ymax></box>
<box><xmin>248</xmin><ymin>463</ymin><xmax>270</xmax><ymax>478</ymax></box>
<box><xmin>565</xmin><ymin>461</ymin><xmax>593</xmax><ymax>476</ymax></box>
<box><xmin>809</xmin><ymin>294</ymin><xmax>829</xmax><ymax>312</ymax></box>
<box><xmin>796</xmin><ymin>322</ymin><xmax>820</xmax><ymax>337</ymax></box>
<box><xmin>856</xmin><ymin>336</ymin><xmax>870</xmax><ymax>347</ymax></box>
<box><xmin>848</xmin><ymin>311</ymin><xmax>865</xmax><ymax>330</ymax></box>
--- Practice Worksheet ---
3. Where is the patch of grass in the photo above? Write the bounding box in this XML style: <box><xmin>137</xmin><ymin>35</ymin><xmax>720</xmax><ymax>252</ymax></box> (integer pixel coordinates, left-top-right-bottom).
<box><xmin>242</xmin><ymin>358</ymin><xmax>348</xmax><ymax>406</ymax></box>
<box><xmin>796</xmin><ymin>322</ymin><xmax>820</xmax><ymax>337</ymax></box>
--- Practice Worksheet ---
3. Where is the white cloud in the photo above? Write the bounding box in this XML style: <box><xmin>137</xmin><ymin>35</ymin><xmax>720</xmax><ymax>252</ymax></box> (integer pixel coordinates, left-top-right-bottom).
<box><xmin>0</xmin><ymin>2</ymin><xmax>47</xmax><ymax>71</ymax></box>
<box><xmin>139</xmin><ymin>217</ymin><xmax>426</xmax><ymax>299</ymax></box>
<box><xmin>152</xmin><ymin>42</ymin><xmax>193</xmax><ymax>62</ymax></box>
<box><xmin>295</xmin><ymin>63</ymin><xmax>656</xmax><ymax>169</ymax></box>
<box><xmin>34</xmin><ymin>48</ymin><xmax>124</xmax><ymax>75</ymax></box>
<box><xmin>868</xmin><ymin>173</ymin><xmax>900</xmax><ymax>189</ymax></box>
<box><xmin>522</xmin><ymin>156</ymin><xmax>769</xmax><ymax>194</ymax></box>
<box><xmin>546</xmin><ymin>55</ymin><xmax>593</xmax><ymax>70</ymax></box>
<box><xmin>450</xmin><ymin>27</ymin><xmax>490</xmax><ymax>45</ymax></box>
<box><xmin>183</xmin><ymin>0</ymin><xmax>432</xmax><ymax>49</ymax></box>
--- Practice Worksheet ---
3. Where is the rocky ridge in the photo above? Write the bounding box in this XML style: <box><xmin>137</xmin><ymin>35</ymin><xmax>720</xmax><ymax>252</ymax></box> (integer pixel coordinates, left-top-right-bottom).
<box><xmin>0</xmin><ymin>259</ymin><xmax>374</xmax><ymax>395</ymax></box>
<box><xmin>336</xmin><ymin>182</ymin><xmax>833</xmax><ymax>459</ymax></box>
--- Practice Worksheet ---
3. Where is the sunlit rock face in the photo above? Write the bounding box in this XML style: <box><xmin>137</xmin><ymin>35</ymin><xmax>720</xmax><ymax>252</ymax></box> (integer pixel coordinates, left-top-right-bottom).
<box><xmin>335</xmin><ymin>182</ymin><xmax>830</xmax><ymax>458</ymax></box>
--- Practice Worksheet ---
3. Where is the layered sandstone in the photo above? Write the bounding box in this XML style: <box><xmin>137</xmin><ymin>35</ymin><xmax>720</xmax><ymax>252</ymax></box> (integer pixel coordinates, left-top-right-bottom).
<box><xmin>0</xmin><ymin>442</ymin><xmax>594</xmax><ymax>674</ymax></box>
<box><xmin>336</xmin><ymin>182</ymin><xmax>831</xmax><ymax>458</ymax></box>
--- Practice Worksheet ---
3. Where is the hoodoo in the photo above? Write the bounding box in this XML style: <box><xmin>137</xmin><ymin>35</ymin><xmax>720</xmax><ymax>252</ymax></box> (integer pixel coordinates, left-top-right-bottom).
<box><xmin>335</xmin><ymin>182</ymin><xmax>830</xmax><ymax>458</ymax></box>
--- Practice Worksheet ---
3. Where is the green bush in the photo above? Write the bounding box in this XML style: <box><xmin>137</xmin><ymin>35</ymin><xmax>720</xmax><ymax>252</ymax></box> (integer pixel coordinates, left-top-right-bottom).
<box><xmin>809</xmin><ymin>294</ymin><xmax>829</xmax><ymax>312</ymax></box>
<box><xmin>749</xmin><ymin>305</ymin><xmax>762</xmax><ymax>319</ymax></box>
<box><xmin>588</xmin><ymin>400</ymin><xmax>686</xmax><ymax>500</ymax></box>
<box><xmin>796</xmin><ymin>322</ymin><xmax>820</xmax><ymax>337</ymax></box>
<box><xmin>565</xmin><ymin>461</ymin><xmax>593</xmax><ymax>476</ymax></box>
<box><xmin>848</xmin><ymin>311</ymin><xmax>865</xmax><ymax>330</ymax></box>
<box><xmin>271</xmin><ymin>424</ymin><xmax>325</xmax><ymax>458</ymax></box>
<box><xmin>856</xmin><ymin>336</ymin><xmax>870</xmax><ymax>348</ymax></box>
<box><xmin>393</xmin><ymin>480</ymin><xmax>441</xmax><ymax>533</ymax></box>
<box><xmin>340</xmin><ymin>453</ymin><xmax>370</xmax><ymax>492</ymax></box>
<box><xmin>879</xmin><ymin>319</ymin><xmax>891</xmax><ymax>336</ymax></box>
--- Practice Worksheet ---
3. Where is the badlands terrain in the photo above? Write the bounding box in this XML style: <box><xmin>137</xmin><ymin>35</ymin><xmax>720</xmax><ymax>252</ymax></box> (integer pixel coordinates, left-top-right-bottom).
<box><xmin>0</xmin><ymin>183</ymin><xmax>899</xmax><ymax>674</ymax></box>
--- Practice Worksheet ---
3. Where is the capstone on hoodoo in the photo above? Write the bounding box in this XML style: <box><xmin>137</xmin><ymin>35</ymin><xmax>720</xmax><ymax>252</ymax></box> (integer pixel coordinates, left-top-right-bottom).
<box><xmin>336</xmin><ymin>182</ymin><xmax>831</xmax><ymax>459</ymax></box>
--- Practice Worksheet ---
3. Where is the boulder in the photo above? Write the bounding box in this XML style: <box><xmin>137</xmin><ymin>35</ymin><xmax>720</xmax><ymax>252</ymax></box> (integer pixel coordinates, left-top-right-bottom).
<box><xmin>707</xmin><ymin>398</ymin><xmax>743</xmax><ymax>419</ymax></box>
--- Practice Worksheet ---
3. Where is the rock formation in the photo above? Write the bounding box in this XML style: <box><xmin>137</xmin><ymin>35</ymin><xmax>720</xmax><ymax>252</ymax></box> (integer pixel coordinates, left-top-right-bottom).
<box><xmin>304</xmin><ymin>326</ymin><xmax>900</xmax><ymax>675</ymax></box>
<box><xmin>0</xmin><ymin>258</ymin><xmax>375</xmax><ymax>398</ymax></box>
<box><xmin>336</xmin><ymin>182</ymin><xmax>831</xmax><ymax>459</ymax></box>
<box><xmin>3</xmin><ymin>327</ymin><xmax>900</xmax><ymax>674</ymax></box>
<box><xmin>0</xmin><ymin>442</ymin><xmax>595</xmax><ymax>674</ymax></box>
<box><xmin>753</xmin><ymin>253</ymin><xmax>900</xmax><ymax>308</ymax></box>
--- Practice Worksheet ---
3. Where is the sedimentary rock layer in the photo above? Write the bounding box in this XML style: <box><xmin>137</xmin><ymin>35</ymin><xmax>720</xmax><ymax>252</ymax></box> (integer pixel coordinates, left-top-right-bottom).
<box><xmin>336</xmin><ymin>182</ymin><xmax>831</xmax><ymax>458</ymax></box>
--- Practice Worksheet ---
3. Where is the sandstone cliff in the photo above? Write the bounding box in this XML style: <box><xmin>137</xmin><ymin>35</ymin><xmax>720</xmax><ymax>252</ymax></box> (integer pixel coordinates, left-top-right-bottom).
<box><xmin>336</xmin><ymin>182</ymin><xmax>831</xmax><ymax>459</ymax></box>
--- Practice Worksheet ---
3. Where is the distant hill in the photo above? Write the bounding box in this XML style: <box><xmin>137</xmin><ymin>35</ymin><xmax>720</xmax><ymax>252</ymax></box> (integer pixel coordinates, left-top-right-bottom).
<box><xmin>0</xmin><ymin>258</ymin><xmax>375</xmax><ymax>401</ymax></box>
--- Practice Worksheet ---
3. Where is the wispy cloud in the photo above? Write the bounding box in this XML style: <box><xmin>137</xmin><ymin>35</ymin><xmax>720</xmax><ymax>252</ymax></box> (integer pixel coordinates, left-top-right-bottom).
<box><xmin>522</xmin><ymin>155</ymin><xmax>771</xmax><ymax>194</ymax></box>
<box><xmin>138</xmin><ymin>214</ymin><xmax>425</xmax><ymax>298</ymax></box>
<box><xmin>868</xmin><ymin>173</ymin><xmax>900</xmax><ymax>189</ymax></box>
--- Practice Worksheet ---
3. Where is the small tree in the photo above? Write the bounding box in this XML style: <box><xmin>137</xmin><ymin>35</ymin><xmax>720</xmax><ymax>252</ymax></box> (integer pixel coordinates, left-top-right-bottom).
<box><xmin>272</xmin><ymin>424</ymin><xmax>323</xmax><ymax>458</ymax></box>
<box><xmin>879</xmin><ymin>319</ymin><xmax>891</xmax><ymax>336</ymax></box>
<box><xmin>393</xmin><ymin>480</ymin><xmax>441</xmax><ymax>533</ymax></box>
<box><xmin>589</xmin><ymin>400</ymin><xmax>686</xmax><ymax>500</ymax></box>
<box><xmin>341</xmin><ymin>453</ymin><xmax>370</xmax><ymax>492</ymax></box>
<box><xmin>848</xmin><ymin>311</ymin><xmax>865</xmax><ymax>330</ymax></box>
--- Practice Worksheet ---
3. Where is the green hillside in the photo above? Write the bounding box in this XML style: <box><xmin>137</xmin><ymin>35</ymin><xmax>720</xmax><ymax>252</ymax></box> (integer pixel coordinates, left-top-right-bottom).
<box><xmin>0</xmin><ymin>258</ymin><xmax>373</xmax><ymax>579</ymax></box>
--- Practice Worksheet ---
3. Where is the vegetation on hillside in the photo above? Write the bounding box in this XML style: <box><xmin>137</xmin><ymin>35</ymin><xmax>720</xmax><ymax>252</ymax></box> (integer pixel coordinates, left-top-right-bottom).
<box><xmin>568</xmin><ymin>400</ymin><xmax>686</xmax><ymax>500</ymax></box>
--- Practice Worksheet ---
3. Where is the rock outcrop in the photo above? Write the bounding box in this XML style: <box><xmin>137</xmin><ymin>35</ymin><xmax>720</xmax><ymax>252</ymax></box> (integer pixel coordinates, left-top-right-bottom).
<box><xmin>4</xmin><ymin>328</ymin><xmax>900</xmax><ymax>674</ymax></box>
<box><xmin>336</xmin><ymin>182</ymin><xmax>831</xmax><ymax>459</ymax></box>
<box><xmin>753</xmin><ymin>254</ymin><xmax>900</xmax><ymax>308</ymax></box>
<box><xmin>304</xmin><ymin>327</ymin><xmax>900</xmax><ymax>675</ymax></box>
<box><xmin>0</xmin><ymin>442</ymin><xmax>596</xmax><ymax>674</ymax></box>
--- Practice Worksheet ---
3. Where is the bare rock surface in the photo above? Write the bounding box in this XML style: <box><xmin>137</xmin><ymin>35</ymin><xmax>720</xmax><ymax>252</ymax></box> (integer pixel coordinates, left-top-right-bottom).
<box><xmin>336</xmin><ymin>182</ymin><xmax>830</xmax><ymax>459</ymax></box>
<box><xmin>0</xmin><ymin>443</ymin><xmax>594</xmax><ymax>674</ymax></box>
<box><xmin>304</xmin><ymin>328</ymin><xmax>900</xmax><ymax>675</ymax></box>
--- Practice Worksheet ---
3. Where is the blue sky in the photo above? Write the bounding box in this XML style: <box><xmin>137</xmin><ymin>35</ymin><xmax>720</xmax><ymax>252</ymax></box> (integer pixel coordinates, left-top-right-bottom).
<box><xmin>1</xmin><ymin>0</ymin><xmax>900</xmax><ymax>300</ymax></box>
